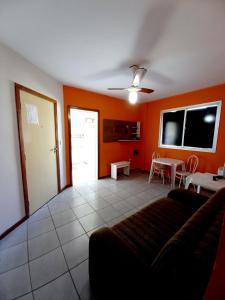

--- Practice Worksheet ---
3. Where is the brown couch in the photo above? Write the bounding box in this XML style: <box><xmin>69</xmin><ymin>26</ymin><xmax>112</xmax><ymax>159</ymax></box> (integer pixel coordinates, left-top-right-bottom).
<box><xmin>89</xmin><ymin>188</ymin><xmax>225</xmax><ymax>300</ymax></box>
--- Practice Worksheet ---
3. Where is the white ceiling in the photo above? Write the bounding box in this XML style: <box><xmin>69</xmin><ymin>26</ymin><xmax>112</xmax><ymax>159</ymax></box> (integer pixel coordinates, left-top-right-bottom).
<box><xmin>0</xmin><ymin>0</ymin><xmax>225</xmax><ymax>102</ymax></box>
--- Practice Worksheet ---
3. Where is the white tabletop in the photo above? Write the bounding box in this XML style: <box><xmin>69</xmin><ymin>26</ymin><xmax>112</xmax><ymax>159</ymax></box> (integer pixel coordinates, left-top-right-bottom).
<box><xmin>152</xmin><ymin>158</ymin><xmax>184</xmax><ymax>166</ymax></box>
<box><xmin>186</xmin><ymin>172</ymin><xmax>225</xmax><ymax>192</ymax></box>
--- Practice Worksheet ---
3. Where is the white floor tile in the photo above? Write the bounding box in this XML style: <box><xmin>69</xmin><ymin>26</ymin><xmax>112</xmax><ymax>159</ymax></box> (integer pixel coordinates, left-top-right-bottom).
<box><xmin>87</xmin><ymin>198</ymin><xmax>110</xmax><ymax>210</ymax></box>
<box><xmin>68</xmin><ymin>197</ymin><xmax>87</xmax><ymax>208</ymax></box>
<box><xmin>28</xmin><ymin>217</ymin><xmax>54</xmax><ymax>240</ymax></box>
<box><xmin>71</xmin><ymin>259</ymin><xmax>91</xmax><ymax>300</ymax></box>
<box><xmin>112</xmin><ymin>200</ymin><xmax>134</xmax><ymax>214</ymax></box>
<box><xmin>52</xmin><ymin>209</ymin><xmax>77</xmax><ymax>228</ymax></box>
<box><xmin>28</xmin><ymin>230</ymin><xmax>59</xmax><ymax>260</ymax></box>
<box><xmin>72</xmin><ymin>203</ymin><xmax>94</xmax><ymax>218</ymax></box>
<box><xmin>125</xmin><ymin>196</ymin><xmax>143</xmax><ymax>208</ymax></box>
<box><xmin>0</xmin><ymin>222</ymin><xmax>27</xmax><ymax>250</ymax></box>
<box><xmin>98</xmin><ymin>206</ymin><xmax>122</xmax><ymax>222</ymax></box>
<box><xmin>29</xmin><ymin>206</ymin><xmax>50</xmax><ymax>223</ymax></box>
<box><xmin>29</xmin><ymin>248</ymin><xmax>67</xmax><ymax>289</ymax></box>
<box><xmin>103</xmin><ymin>194</ymin><xmax>122</xmax><ymax>204</ymax></box>
<box><xmin>48</xmin><ymin>201</ymin><xmax>70</xmax><ymax>215</ymax></box>
<box><xmin>0</xmin><ymin>241</ymin><xmax>27</xmax><ymax>274</ymax></box>
<box><xmin>33</xmin><ymin>272</ymin><xmax>79</xmax><ymax>300</ymax></box>
<box><xmin>0</xmin><ymin>264</ymin><xmax>31</xmax><ymax>300</ymax></box>
<box><xmin>17</xmin><ymin>293</ymin><xmax>33</xmax><ymax>300</ymax></box>
<box><xmin>56</xmin><ymin>220</ymin><xmax>85</xmax><ymax>245</ymax></box>
<box><xmin>1</xmin><ymin>171</ymin><xmax>172</xmax><ymax>299</ymax></box>
<box><xmin>62</xmin><ymin>235</ymin><xmax>89</xmax><ymax>269</ymax></box>
<box><xmin>79</xmin><ymin>212</ymin><xmax>104</xmax><ymax>232</ymax></box>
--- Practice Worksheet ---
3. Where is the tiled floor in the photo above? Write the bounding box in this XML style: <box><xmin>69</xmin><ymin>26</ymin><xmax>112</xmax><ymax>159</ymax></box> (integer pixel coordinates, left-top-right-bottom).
<box><xmin>0</xmin><ymin>171</ymin><xmax>171</xmax><ymax>300</ymax></box>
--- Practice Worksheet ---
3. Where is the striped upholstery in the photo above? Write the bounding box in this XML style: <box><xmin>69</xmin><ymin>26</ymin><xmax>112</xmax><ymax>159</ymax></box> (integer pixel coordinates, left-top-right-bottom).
<box><xmin>89</xmin><ymin>188</ymin><xmax>225</xmax><ymax>300</ymax></box>
<box><xmin>113</xmin><ymin>197</ymin><xmax>200</xmax><ymax>267</ymax></box>
<box><xmin>150</xmin><ymin>188</ymin><xmax>225</xmax><ymax>299</ymax></box>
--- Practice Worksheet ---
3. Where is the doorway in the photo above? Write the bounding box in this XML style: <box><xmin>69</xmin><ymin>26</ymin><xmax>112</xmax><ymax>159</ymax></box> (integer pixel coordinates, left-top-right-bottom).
<box><xmin>15</xmin><ymin>84</ymin><xmax>60</xmax><ymax>216</ymax></box>
<box><xmin>69</xmin><ymin>108</ymin><xmax>99</xmax><ymax>185</ymax></box>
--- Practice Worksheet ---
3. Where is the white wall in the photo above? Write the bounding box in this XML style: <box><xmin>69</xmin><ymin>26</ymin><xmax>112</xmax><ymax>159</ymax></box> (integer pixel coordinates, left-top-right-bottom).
<box><xmin>0</xmin><ymin>43</ymin><xmax>66</xmax><ymax>235</ymax></box>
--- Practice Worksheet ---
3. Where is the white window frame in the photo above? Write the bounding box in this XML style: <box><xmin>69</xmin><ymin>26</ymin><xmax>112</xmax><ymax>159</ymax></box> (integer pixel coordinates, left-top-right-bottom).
<box><xmin>158</xmin><ymin>100</ymin><xmax>222</xmax><ymax>153</ymax></box>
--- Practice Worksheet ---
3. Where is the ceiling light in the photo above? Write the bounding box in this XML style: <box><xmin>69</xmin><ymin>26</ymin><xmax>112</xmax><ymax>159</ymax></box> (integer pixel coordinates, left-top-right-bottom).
<box><xmin>129</xmin><ymin>91</ymin><xmax>138</xmax><ymax>104</ymax></box>
<box><xmin>204</xmin><ymin>114</ymin><xmax>215</xmax><ymax>123</ymax></box>
<box><xmin>133</xmin><ymin>77</ymin><xmax>140</xmax><ymax>87</ymax></box>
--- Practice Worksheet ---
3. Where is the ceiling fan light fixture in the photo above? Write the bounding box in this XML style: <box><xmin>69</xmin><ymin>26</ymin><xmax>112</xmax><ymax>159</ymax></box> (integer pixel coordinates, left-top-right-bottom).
<box><xmin>129</xmin><ymin>91</ymin><xmax>138</xmax><ymax>104</ymax></box>
<box><xmin>127</xmin><ymin>86</ymin><xmax>140</xmax><ymax>93</ymax></box>
<box><xmin>133</xmin><ymin>76</ymin><xmax>140</xmax><ymax>87</ymax></box>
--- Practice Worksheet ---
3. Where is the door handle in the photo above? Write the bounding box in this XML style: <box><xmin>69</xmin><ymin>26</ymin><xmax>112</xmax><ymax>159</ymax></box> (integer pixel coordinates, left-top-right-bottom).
<box><xmin>50</xmin><ymin>146</ymin><xmax>57</xmax><ymax>153</ymax></box>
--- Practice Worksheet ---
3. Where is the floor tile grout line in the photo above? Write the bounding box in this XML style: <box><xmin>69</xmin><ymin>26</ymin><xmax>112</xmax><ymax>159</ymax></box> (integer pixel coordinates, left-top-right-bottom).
<box><xmin>47</xmin><ymin>205</ymin><xmax>82</xmax><ymax>300</ymax></box>
<box><xmin>0</xmin><ymin>236</ymin><xmax>28</xmax><ymax>253</ymax></box>
<box><xmin>0</xmin><ymin>240</ymin><xmax>27</xmax><ymax>252</ymax></box>
<box><xmin>0</xmin><ymin>173</ymin><xmax>170</xmax><ymax>296</ymax></box>
<box><xmin>0</xmin><ymin>260</ymin><xmax>29</xmax><ymax>277</ymax></box>
<box><xmin>13</xmin><ymin>270</ymin><xmax>69</xmax><ymax>299</ymax></box>
<box><xmin>27</xmin><ymin>244</ymin><xmax>61</xmax><ymax>264</ymax></box>
<box><xmin>69</xmin><ymin>257</ymin><xmax>89</xmax><ymax>272</ymax></box>
<box><xmin>0</xmin><ymin>237</ymin><xmax>81</xmax><ymax>277</ymax></box>
<box><xmin>12</xmin><ymin>290</ymin><xmax>33</xmax><ymax>300</ymax></box>
<box><xmin>53</xmin><ymin>218</ymin><xmax>78</xmax><ymax>230</ymax></box>
<box><xmin>28</xmin><ymin>227</ymin><xmax>55</xmax><ymax>242</ymax></box>
<box><xmin>27</xmin><ymin>184</ymin><xmax>167</xmax><ymax>246</ymax></box>
<box><xmin>49</xmin><ymin>186</ymin><xmax>161</xmax><ymax>235</ymax></box>
<box><xmin>26</xmin><ymin>218</ymin><xmax>34</xmax><ymax>299</ymax></box>
<box><xmin>28</xmin><ymin>213</ymin><xmax>51</xmax><ymax>225</ymax></box>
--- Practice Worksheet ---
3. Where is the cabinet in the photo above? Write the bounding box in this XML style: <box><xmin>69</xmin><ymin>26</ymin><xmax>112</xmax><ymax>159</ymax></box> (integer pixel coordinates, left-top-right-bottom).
<box><xmin>103</xmin><ymin>119</ymin><xmax>141</xmax><ymax>142</ymax></box>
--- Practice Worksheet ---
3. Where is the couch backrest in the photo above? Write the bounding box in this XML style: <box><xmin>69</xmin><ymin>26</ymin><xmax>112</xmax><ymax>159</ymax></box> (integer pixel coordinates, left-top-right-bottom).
<box><xmin>150</xmin><ymin>187</ymin><xmax>225</xmax><ymax>300</ymax></box>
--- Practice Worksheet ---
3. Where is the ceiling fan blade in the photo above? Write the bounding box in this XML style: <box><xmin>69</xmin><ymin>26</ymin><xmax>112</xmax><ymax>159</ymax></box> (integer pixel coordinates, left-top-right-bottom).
<box><xmin>132</xmin><ymin>68</ymin><xmax>147</xmax><ymax>87</ymax></box>
<box><xmin>138</xmin><ymin>88</ymin><xmax>154</xmax><ymax>94</ymax></box>
<box><xmin>108</xmin><ymin>88</ymin><xmax>127</xmax><ymax>90</ymax></box>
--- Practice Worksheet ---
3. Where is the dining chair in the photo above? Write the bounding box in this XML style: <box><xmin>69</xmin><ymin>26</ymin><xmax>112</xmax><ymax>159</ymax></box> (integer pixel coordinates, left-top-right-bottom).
<box><xmin>176</xmin><ymin>155</ymin><xmax>199</xmax><ymax>188</ymax></box>
<box><xmin>149</xmin><ymin>151</ymin><xmax>170</xmax><ymax>184</ymax></box>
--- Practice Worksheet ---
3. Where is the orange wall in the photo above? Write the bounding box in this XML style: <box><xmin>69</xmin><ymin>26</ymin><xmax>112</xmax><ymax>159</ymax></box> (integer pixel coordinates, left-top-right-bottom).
<box><xmin>63</xmin><ymin>86</ymin><xmax>143</xmax><ymax>184</ymax></box>
<box><xmin>139</xmin><ymin>83</ymin><xmax>225</xmax><ymax>173</ymax></box>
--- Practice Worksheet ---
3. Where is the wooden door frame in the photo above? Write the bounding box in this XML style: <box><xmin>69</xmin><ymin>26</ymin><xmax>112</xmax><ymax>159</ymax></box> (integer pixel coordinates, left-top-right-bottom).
<box><xmin>15</xmin><ymin>83</ymin><xmax>61</xmax><ymax>217</ymax></box>
<box><xmin>68</xmin><ymin>106</ymin><xmax>100</xmax><ymax>185</ymax></box>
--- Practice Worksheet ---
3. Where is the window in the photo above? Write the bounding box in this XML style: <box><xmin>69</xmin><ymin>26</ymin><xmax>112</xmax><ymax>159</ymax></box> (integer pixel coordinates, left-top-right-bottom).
<box><xmin>159</xmin><ymin>101</ymin><xmax>222</xmax><ymax>152</ymax></box>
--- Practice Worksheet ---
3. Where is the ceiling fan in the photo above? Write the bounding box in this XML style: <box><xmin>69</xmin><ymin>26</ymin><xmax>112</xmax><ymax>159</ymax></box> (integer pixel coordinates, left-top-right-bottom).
<box><xmin>108</xmin><ymin>65</ymin><xmax>154</xmax><ymax>104</ymax></box>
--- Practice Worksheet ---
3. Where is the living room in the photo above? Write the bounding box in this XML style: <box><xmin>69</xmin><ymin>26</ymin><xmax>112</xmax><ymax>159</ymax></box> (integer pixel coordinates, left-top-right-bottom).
<box><xmin>0</xmin><ymin>1</ymin><xmax>225</xmax><ymax>299</ymax></box>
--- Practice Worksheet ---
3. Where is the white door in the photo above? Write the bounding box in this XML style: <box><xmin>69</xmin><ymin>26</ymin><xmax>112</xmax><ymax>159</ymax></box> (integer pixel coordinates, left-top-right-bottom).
<box><xmin>70</xmin><ymin>108</ymin><xmax>98</xmax><ymax>184</ymax></box>
<box><xmin>19</xmin><ymin>89</ymin><xmax>58</xmax><ymax>214</ymax></box>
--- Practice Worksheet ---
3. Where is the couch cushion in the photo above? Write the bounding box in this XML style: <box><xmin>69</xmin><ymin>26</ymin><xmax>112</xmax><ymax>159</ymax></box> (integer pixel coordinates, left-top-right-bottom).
<box><xmin>150</xmin><ymin>187</ymin><xmax>225</xmax><ymax>300</ymax></box>
<box><xmin>89</xmin><ymin>194</ymin><xmax>201</xmax><ymax>300</ymax></box>
<box><xmin>112</xmin><ymin>195</ymin><xmax>200</xmax><ymax>268</ymax></box>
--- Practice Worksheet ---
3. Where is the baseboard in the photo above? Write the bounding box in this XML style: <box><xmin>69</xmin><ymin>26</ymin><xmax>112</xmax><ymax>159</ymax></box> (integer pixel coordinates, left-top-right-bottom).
<box><xmin>99</xmin><ymin>168</ymin><xmax>146</xmax><ymax>179</ymax></box>
<box><xmin>1</xmin><ymin>172</ymin><xmax>149</xmax><ymax>239</ymax></box>
<box><xmin>1</xmin><ymin>184</ymin><xmax>72</xmax><ymax>240</ymax></box>
<box><xmin>98</xmin><ymin>175</ymin><xmax>111</xmax><ymax>179</ymax></box>
<box><xmin>61</xmin><ymin>184</ymin><xmax>72</xmax><ymax>192</ymax></box>
<box><xmin>0</xmin><ymin>216</ymin><xmax>28</xmax><ymax>240</ymax></box>
<box><xmin>137</xmin><ymin>169</ymin><xmax>149</xmax><ymax>173</ymax></box>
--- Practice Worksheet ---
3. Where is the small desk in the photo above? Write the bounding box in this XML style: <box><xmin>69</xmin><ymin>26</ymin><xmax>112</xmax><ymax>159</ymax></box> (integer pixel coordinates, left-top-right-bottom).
<box><xmin>149</xmin><ymin>158</ymin><xmax>184</xmax><ymax>189</ymax></box>
<box><xmin>185</xmin><ymin>172</ymin><xmax>225</xmax><ymax>193</ymax></box>
<box><xmin>111</xmin><ymin>161</ymin><xmax>130</xmax><ymax>180</ymax></box>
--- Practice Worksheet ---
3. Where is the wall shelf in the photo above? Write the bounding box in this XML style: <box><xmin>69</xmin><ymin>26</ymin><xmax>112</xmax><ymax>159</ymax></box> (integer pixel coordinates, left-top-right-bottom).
<box><xmin>103</xmin><ymin>119</ymin><xmax>141</xmax><ymax>142</ymax></box>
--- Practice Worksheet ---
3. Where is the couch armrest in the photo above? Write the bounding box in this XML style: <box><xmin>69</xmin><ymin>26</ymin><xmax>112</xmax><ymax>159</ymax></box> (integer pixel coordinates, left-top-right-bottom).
<box><xmin>89</xmin><ymin>227</ymin><xmax>148</xmax><ymax>299</ymax></box>
<box><xmin>168</xmin><ymin>188</ymin><xmax>208</xmax><ymax>208</ymax></box>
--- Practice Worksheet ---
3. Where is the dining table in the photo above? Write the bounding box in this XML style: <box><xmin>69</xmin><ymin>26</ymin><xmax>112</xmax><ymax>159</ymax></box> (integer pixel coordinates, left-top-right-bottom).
<box><xmin>149</xmin><ymin>157</ymin><xmax>185</xmax><ymax>189</ymax></box>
